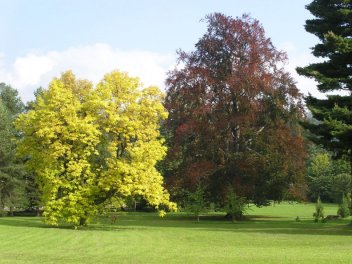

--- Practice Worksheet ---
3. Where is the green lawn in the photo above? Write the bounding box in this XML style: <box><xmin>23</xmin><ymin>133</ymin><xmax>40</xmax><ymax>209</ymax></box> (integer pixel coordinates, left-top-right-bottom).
<box><xmin>0</xmin><ymin>203</ymin><xmax>351</xmax><ymax>264</ymax></box>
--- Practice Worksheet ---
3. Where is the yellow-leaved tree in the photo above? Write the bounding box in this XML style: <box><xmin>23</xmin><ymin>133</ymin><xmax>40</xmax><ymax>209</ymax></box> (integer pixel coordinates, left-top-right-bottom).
<box><xmin>16</xmin><ymin>70</ymin><xmax>176</xmax><ymax>226</ymax></box>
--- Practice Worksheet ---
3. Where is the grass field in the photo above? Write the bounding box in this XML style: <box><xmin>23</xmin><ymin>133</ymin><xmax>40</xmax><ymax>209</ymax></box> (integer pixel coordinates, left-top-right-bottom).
<box><xmin>0</xmin><ymin>202</ymin><xmax>351</xmax><ymax>264</ymax></box>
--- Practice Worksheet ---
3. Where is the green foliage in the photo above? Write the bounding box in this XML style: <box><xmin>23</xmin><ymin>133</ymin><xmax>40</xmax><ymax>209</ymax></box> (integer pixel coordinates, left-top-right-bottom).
<box><xmin>297</xmin><ymin>1</ymin><xmax>352</xmax><ymax>178</ymax></box>
<box><xmin>15</xmin><ymin>70</ymin><xmax>176</xmax><ymax>226</ymax></box>
<box><xmin>224</xmin><ymin>188</ymin><xmax>246</xmax><ymax>222</ymax></box>
<box><xmin>184</xmin><ymin>184</ymin><xmax>208</xmax><ymax>222</ymax></box>
<box><xmin>306</xmin><ymin>145</ymin><xmax>351</xmax><ymax>202</ymax></box>
<box><xmin>337</xmin><ymin>194</ymin><xmax>351</xmax><ymax>218</ymax></box>
<box><xmin>0</xmin><ymin>83</ymin><xmax>24</xmax><ymax>115</ymax></box>
<box><xmin>313</xmin><ymin>196</ymin><xmax>324</xmax><ymax>222</ymax></box>
<box><xmin>0</xmin><ymin>84</ymin><xmax>27</xmax><ymax>214</ymax></box>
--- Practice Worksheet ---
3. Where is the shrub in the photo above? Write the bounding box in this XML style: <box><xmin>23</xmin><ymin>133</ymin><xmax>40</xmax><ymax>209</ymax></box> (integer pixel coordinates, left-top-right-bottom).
<box><xmin>184</xmin><ymin>184</ymin><xmax>208</xmax><ymax>222</ymax></box>
<box><xmin>313</xmin><ymin>196</ymin><xmax>324</xmax><ymax>222</ymax></box>
<box><xmin>224</xmin><ymin>188</ymin><xmax>246</xmax><ymax>222</ymax></box>
<box><xmin>337</xmin><ymin>194</ymin><xmax>350</xmax><ymax>218</ymax></box>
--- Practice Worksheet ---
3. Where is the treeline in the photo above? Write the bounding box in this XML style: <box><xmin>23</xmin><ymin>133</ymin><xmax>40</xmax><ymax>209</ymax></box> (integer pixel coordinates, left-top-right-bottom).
<box><xmin>0</xmin><ymin>83</ymin><xmax>39</xmax><ymax>216</ymax></box>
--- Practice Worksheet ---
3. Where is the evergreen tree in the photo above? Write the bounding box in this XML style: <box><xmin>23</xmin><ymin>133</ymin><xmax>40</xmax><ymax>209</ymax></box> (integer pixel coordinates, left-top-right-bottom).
<box><xmin>297</xmin><ymin>1</ymin><xmax>352</xmax><ymax>197</ymax></box>
<box><xmin>337</xmin><ymin>194</ymin><xmax>350</xmax><ymax>218</ymax></box>
<box><xmin>0</xmin><ymin>84</ymin><xmax>27</xmax><ymax>214</ymax></box>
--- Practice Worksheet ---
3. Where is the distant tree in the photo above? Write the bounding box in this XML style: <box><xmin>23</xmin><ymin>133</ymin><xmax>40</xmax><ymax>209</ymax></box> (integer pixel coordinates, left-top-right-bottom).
<box><xmin>0</xmin><ymin>84</ymin><xmax>27</xmax><ymax>215</ymax></box>
<box><xmin>297</xmin><ymin>1</ymin><xmax>352</xmax><ymax>197</ymax></box>
<box><xmin>224</xmin><ymin>187</ymin><xmax>246</xmax><ymax>222</ymax></box>
<box><xmin>15</xmin><ymin>71</ymin><xmax>176</xmax><ymax>226</ymax></box>
<box><xmin>306</xmin><ymin>144</ymin><xmax>351</xmax><ymax>202</ymax></box>
<box><xmin>165</xmin><ymin>13</ymin><xmax>306</xmax><ymax>206</ymax></box>
<box><xmin>184</xmin><ymin>184</ymin><xmax>208</xmax><ymax>222</ymax></box>
<box><xmin>306</xmin><ymin>146</ymin><xmax>333</xmax><ymax>201</ymax></box>
<box><xmin>0</xmin><ymin>83</ymin><xmax>24</xmax><ymax>114</ymax></box>
<box><xmin>337</xmin><ymin>194</ymin><xmax>350</xmax><ymax>218</ymax></box>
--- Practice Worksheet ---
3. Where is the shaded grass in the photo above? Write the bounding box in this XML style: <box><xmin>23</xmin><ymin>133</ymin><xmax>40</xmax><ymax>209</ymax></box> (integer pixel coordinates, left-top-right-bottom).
<box><xmin>0</xmin><ymin>202</ymin><xmax>351</xmax><ymax>264</ymax></box>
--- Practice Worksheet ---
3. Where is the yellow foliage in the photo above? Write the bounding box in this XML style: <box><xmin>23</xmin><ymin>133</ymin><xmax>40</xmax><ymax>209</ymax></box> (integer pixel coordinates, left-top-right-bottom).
<box><xmin>16</xmin><ymin>70</ymin><xmax>175</xmax><ymax>226</ymax></box>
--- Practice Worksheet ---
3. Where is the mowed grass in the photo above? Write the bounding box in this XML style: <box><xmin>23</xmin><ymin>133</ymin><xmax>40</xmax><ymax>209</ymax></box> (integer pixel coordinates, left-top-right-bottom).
<box><xmin>0</xmin><ymin>203</ymin><xmax>351</xmax><ymax>264</ymax></box>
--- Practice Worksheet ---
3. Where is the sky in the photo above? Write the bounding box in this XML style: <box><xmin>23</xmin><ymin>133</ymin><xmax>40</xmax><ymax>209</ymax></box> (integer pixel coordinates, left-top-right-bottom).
<box><xmin>0</xmin><ymin>0</ymin><xmax>322</xmax><ymax>102</ymax></box>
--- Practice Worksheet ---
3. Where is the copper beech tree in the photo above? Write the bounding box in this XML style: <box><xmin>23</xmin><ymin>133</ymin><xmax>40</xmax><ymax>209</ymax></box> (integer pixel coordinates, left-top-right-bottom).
<box><xmin>164</xmin><ymin>13</ymin><xmax>307</xmax><ymax>205</ymax></box>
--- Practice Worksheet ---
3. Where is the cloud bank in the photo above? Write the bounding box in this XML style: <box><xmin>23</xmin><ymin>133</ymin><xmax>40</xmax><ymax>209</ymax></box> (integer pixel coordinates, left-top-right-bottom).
<box><xmin>279</xmin><ymin>41</ymin><xmax>322</xmax><ymax>99</ymax></box>
<box><xmin>0</xmin><ymin>44</ymin><xmax>176</xmax><ymax>102</ymax></box>
<box><xmin>0</xmin><ymin>42</ymin><xmax>327</xmax><ymax>103</ymax></box>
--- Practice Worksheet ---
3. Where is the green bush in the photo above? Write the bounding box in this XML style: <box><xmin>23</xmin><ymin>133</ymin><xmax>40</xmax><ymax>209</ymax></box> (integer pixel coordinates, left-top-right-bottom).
<box><xmin>337</xmin><ymin>194</ymin><xmax>350</xmax><ymax>218</ymax></box>
<box><xmin>224</xmin><ymin>188</ymin><xmax>246</xmax><ymax>222</ymax></box>
<box><xmin>313</xmin><ymin>196</ymin><xmax>324</xmax><ymax>222</ymax></box>
<box><xmin>184</xmin><ymin>184</ymin><xmax>208</xmax><ymax>222</ymax></box>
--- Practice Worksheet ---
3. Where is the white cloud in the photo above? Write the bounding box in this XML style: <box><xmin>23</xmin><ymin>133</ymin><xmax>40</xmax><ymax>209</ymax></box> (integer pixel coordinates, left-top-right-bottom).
<box><xmin>1</xmin><ymin>41</ymin><xmax>343</xmax><ymax>103</ymax></box>
<box><xmin>279</xmin><ymin>41</ymin><xmax>324</xmax><ymax>99</ymax></box>
<box><xmin>0</xmin><ymin>44</ymin><xmax>176</xmax><ymax>102</ymax></box>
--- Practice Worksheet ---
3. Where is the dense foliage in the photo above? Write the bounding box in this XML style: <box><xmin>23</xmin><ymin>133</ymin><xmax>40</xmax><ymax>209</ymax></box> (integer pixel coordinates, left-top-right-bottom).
<box><xmin>0</xmin><ymin>84</ymin><xmax>27</xmax><ymax>215</ymax></box>
<box><xmin>306</xmin><ymin>144</ymin><xmax>351</xmax><ymax>202</ymax></box>
<box><xmin>15</xmin><ymin>71</ymin><xmax>175</xmax><ymax>226</ymax></box>
<box><xmin>297</xmin><ymin>0</ymin><xmax>352</xmax><ymax>175</ymax></box>
<box><xmin>164</xmin><ymin>13</ymin><xmax>306</xmax><ymax>206</ymax></box>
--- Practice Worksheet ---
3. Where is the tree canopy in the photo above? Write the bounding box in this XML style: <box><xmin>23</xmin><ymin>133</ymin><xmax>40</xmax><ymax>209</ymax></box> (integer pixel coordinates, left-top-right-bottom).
<box><xmin>0</xmin><ymin>83</ymin><xmax>27</xmax><ymax>214</ymax></box>
<box><xmin>15</xmin><ymin>71</ymin><xmax>176</xmax><ymax>226</ymax></box>
<box><xmin>164</xmin><ymin>13</ymin><xmax>306</xmax><ymax>206</ymax></box>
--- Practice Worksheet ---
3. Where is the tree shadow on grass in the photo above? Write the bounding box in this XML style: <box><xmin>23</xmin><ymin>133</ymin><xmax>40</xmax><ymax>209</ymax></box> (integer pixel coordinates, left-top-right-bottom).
<box><xmin>0</xmin><ymin>217</ymin><xmax>91</xmax><ymax>230</ymax></box>
<box><xmin>0</xmin><ymin>214</ymin><xmax>351</xmax><ymax>236</ymax></box>
<box><xmin>0</xmin><ymin>216</ymin><xmax>144</xmax><ymax>232</ymax></box>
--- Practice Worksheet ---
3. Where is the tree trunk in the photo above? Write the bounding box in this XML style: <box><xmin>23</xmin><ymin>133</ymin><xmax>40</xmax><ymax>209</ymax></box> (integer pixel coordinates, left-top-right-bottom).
<box><xmin>79</xmin><ymin>217</ymin><xmax>87</xmax><ymax>226</ymax></box>
<box><xmin>197</xmin><ymin>215</ymin><xmax>199</xmax><ymax>222</ymax></box>
<box><xmin>36</xmin><ymin>207</ymin><xmax>40</xmax><ymax>217</ymax></box>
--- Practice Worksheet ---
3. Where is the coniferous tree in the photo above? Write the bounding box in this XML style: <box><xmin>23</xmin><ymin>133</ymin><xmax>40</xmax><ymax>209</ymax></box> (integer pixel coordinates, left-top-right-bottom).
<box><xmin>297</xmin><ymin>1</ymin><xmax>352</xmax><ymax>176</ymax></box>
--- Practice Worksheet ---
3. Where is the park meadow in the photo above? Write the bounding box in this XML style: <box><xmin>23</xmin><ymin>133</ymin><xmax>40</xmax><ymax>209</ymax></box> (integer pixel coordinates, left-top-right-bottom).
<box><xmin>0</xmin><ymin>203</ymin><xmax>351</xmax><ymax>264</ymax></box>
<box><xmin>1</xmin><ymin>1</ymin><xmax>352</xmax><ymax>263</ymax></box>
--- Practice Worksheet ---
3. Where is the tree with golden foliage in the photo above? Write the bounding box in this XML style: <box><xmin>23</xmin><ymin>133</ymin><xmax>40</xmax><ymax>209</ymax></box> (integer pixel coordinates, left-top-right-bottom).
<box><xmin>16</xmin><ymin>71</ymin><xmax>176</xmax><ymax>226</ymax></box>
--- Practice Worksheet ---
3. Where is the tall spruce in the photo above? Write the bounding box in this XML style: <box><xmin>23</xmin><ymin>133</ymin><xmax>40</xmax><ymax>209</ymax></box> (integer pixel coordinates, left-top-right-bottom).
<box><xmin>297</xmin><ymin>1</ymin><xmax>352</xmax><ymax>190</ymax></box>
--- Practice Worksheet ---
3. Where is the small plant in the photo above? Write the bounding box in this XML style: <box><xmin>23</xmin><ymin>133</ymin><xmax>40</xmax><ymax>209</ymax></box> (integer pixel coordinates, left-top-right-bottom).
<box><xmin>295</xmin><ymin>216</ymin><xmax>301</xmax><ymax>222</ymax></box>
<box><xmin>224</xmin><ymin>187</ymin><xmax>246</xmax><ymax>222</ymax></box>
<box><xmin>337</xmin><ymin>194</ymin><xmax>350</xmax><ymax>218</ymax></box>
<box><xmin>184</xmin><ymin>184</ymin><xmax>208</xmax><ymax>222</ymax></box>
<box><xmin>313</xmin><ymin>196</ymin><xmax>324</xmax><ymax>223</ymax></box>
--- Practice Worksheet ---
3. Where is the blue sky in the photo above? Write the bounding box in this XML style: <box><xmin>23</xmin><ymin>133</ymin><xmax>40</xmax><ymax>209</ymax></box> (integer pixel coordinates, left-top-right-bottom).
<box><xmin>0</xmin><ymin>0</ymin><xmax>320</xmax><ymax>101</ymax></box>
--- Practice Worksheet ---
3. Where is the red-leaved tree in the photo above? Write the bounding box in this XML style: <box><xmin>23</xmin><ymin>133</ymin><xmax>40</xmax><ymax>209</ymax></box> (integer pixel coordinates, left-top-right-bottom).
<box><xmin>164</xmin><ymin>13</ymin><xmax>306</xmax><ymax>205</ymax></box>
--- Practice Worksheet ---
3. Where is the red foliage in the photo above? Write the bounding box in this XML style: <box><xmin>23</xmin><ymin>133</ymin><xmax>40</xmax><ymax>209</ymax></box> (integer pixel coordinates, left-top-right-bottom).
<box><xmin>164</xmin><ymin>13</ymin><xmax>307</xmax><ymax>204</ymax></box>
